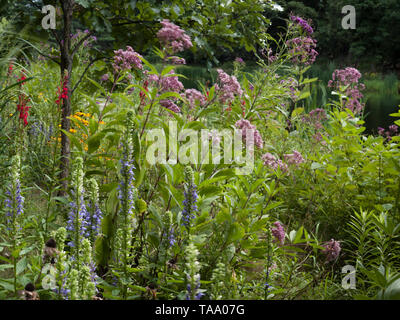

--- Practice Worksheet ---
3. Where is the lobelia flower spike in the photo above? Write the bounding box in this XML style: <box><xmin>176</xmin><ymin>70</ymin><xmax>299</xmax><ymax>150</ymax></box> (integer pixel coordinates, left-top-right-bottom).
<box><xmin>116</xmin><ymin>111</ymin><xmax>136</xmax><ymax>298</ymax></box>
<box><xmin>86</xmin><ymin>178</ymin><xmax>103</xmax><ymax>242</ymax></box>
<box><xmin>181</xmin><ymin>166</ymin><xmax>198</xmax><ymax>229</ymax></box>
<box><xmin>66</xmin><ymin>157</ymin><xmax>88</xmax><ymax>271</ymax></box>
<box><xmin>184</xmin><ymin>236</ymin><xmax>204</xmax><ymax>300</ymax></box>
<box><xmin>52</xmin><ymin>227</ymin><xmax>70</xmax><ymax>300</ymax></box>
<box><xmin>4</xmin><ymin>155</ymin><xmax>24</xmax><ymax>232</ymax></box>
<box><xmin>162</xmin><ymin>210</ymin><xmax>176</xmax><ymax>248</ymax></box>
<box><xmin>210</xmin><ymin>258</ymin><xmax>227</xmax><ymax>300</ymax></box>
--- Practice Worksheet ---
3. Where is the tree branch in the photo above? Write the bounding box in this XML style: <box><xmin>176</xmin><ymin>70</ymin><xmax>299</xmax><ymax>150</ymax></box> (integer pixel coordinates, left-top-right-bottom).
<box><xmin>71</xmin><ymin>32</ymin><xmax>93</xmax><ymax>58</ymax></box>
<box><xmin>71</xmin><ymin>56</ymin><xmax>107</xmax><ymax>94</ymax></box>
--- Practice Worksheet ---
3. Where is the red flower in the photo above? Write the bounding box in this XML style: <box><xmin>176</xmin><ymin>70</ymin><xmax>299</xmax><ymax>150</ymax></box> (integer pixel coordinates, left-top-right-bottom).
<box><xmin>56</xmin><ymin>75</ymin><xmax>69</xmax><ymax>105</ymax></box>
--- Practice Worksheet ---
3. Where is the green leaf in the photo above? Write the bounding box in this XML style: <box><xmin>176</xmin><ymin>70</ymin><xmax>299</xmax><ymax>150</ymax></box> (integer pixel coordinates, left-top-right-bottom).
<box><xmin>16</xmin><ymin>256</ymin><xmax>27</xmax><ymax>275</ymax></box>
<box><xmin>228</xmin><ymin>222</ymin><xmax>245</xmax><ymax>243</ymax></box>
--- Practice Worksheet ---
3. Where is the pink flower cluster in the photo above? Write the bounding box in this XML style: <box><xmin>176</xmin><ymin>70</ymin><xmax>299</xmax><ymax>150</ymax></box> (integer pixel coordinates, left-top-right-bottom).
<box><xmin>112</xmin><ymin>46</ymin><xmax>143</xmax><ymax>72</ymax></box>
<box><xmin>183</xmin><ymin>89</ymin><xmax>206</xmax><ymax>109</ymax></box>
<box><xmin>286</xmin><ymin>37</ymin><xmax>318</xmax><ymax>65</ymax></box>
<box><xmin>215</xmin><ymin>69</ymin><xmax>243</xmax><ymax>104</ymax></box>
<box><xmin>378</xmin><ymin>124</ymin><xmax>399</xmax><ymax>141</ymax></box>
<box><xmin>322</xmin><ymin>239</ymin><xmax>341</xmax><ymax>262</ymax></box>
<box><xmin>157</xmin><ymin>19</ymin><xmax>193</xmax><ymax>54</ymax></box>
<box><xmin>160</xmin><ymin>100</ymin><xmax>181</xmax><ymax>113</ymax></box>
<box><xmin>149</xmin><ymin>71</ymin><xmax>184</xmax><ymax>93</ymax></box>
<box><xmin>235</xmin><ymin>119</ymin><xmax>263</xmax><ymax>149</ymax></box>
<box><xmin>261</xmin><ymin>153</ymin><xmax>288</xmax><ymax>172</ymax></box>
<box><xmin>329</xmin><ymin>67</ymin><xmax>362</xmax><ymax>87</ymax></box>
<box><xmin>148</xmin><ymin>70</ymin><xmax>184</xmax><ymax>113</ymax></box>
<box><xmin>271</xmin><ymin>221</ymin><xmax>285</xmax><ymax>245</ymax></box>
<box><xmin>328</xmin><ymin>67</ymin><xmax>365</xmax><ymax>114</ymax></box>
<box><xmin>284</xmin><ymin>150</ymin><xmax>305</xmax><ymax>166</ymax></box>
<box><xmin>302</xmin><ymin>108</ymin><xmax>327</xmax><ymax>131</ymax></box>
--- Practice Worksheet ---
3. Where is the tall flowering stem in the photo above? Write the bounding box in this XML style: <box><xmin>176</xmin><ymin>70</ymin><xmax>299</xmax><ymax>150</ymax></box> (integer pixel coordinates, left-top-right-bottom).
<box><xmin>86</xmin><ymin>178</ymin><xmax>103</xmax><ymax>243</ymax></box>
<box><xmin>184</xmin><ymin>236</ymin><xmax>204</xmax><ymax>300</ymax></box>
<box><xmin>4</xmin><ymin>155</ymin><xmax>24</xmax><ymax>295</ymax></box>
<box><xmin>66</xmin><ymin>157</ymin><xmax>86</xmax><ymax>272</ymax></box>
<box><xmin>116</xmin><ymin>111</ymin><xmax>136</xmax><ymax>299</ymax></box>
<box><xmin>182</xmin><ymin>166</ymin><xmax>198</xmax><ymax>231</ymax></box>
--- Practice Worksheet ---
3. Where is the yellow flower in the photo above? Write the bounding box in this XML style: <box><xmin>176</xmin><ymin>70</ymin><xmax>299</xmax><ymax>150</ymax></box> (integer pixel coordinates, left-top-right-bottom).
<box><xmin>69</xmin><ymin>128</ymin><xmax>77</xmax><ymax>133</ymax></box>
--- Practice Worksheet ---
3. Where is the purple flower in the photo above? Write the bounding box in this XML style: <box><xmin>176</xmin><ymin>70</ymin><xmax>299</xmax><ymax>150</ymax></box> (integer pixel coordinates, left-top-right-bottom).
<box><xmin>234</xmin><ymin>57</ymin><xmax>245</xmax><ymax>64</ymax></box>
<box><xmin>290</xmin><ymin>15</ymin><xmax>314</xmax><ymax>34</ymax></box>
<box><xmin>284</xmin><ymin>150</ymin><xmax>305</xmax><ymax>166</ymax></box>
<box><xmin>286</xmin><ymin>36</ymin><xmax>318</xmax><ymax>65</ymax></box>
<box><xmin>149</xmin><ymin>71</ymin><xmax>184</xmax><ymax>93</ymax></box>
<box><xmin>322</xmin><ymin>239</ymin><xmax>341</xmax><ymax>262</ymax></box>
<box><xmin>67</xmin><ymin>194</ymin><xmax>89</xmax><ymax>248</ymax></box>
<box><xmin>328</xmin><ymin>67</ymin><xmax>365</xmax><ymax>114</ymax></box>
<box><xmin>169</xmin><ymin>56</ymin><xmax>186</xmax><ymax>65</ymax></box>
<box><xmin>100</xmin><ymin>74</ymin><xmax>109</xmax><ymax>82</ymax></box>
<box><xmin>182</xmin><ymin>184</ymin><xmax>198</xmax><ymax>227</ymax></box>
<box><xmin>160</xmin><ymin>100</ymin><xmax>181</xmax><ymax>113</ymax></box>
<box><xmin>183</xmin><ymin>89</ymin><xmax>206</xmax><ymax>109</ymax></box>
<box><xmin>271</xmin><ymin>221</ymin><xmax>285</xmax><ymax>245</ymax></box>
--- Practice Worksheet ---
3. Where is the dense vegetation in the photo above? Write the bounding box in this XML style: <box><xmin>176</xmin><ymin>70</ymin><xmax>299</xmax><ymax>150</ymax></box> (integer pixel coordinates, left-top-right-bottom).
<box><xmin>1</xmin><ymin>0</ymin><xmax>400</xmax><ymax>301</ymax></box>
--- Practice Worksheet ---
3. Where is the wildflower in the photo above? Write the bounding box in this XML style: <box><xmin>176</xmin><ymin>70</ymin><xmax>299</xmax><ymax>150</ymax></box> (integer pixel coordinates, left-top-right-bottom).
<box><xmin>160</xmin><ymin>99</ymin><xmax>181</xmax><ymax>113</ymax></box>
<box><xmin>169</xmin><ymin>56</ymin><xmax>186</xmax><ymax>65</ymax></box>
<box><xmin>280</xmin><ymin>77</ymin><xmax>299</xmax><ymax>101</ymax></box>
<box><xmin>56</xmin><ymin>74</ymin><xmax>69</xmax><ymax>105</ymax></box>
<box><xmin>290</xmin><ymin>15</ymin><xmax>314</xmax><ymax>34</ymax></box>
<box><xmin>215</xmin><ymin>69</ymin><xmax>243</xmax><ymax>103</ymax></box>
<box><xmin>235</xmin><ymin>119</ymin><xmax>263</xmax><ymax>149</ymax></box>
<box><xmin>183</xmin><ymin>89</ymin><xmax>206</xmax><ymax>109</ymax></box>
<box><xmin>182</xmin><ymin>166</ymin><xmax>198</xmax><ymax>228</ymax></box>
<box><xmin>100</xmin><ymin>73</ymin><xmax>109</xmax><ymax>82</ymax></box>
<box><xmin>149</xmin><ymin>71</ymin><xmax>184</xmax><ymax>93</ymax></box>
<box><xmin>7</xmin><ymin>63</ymin><xmax>13</xmax><ymax>76</ymax></box>
<box><xmin>85</xmin><ymin>178</ymin><xmax>103</xmax><ymax>241</ymax></box>
<box><xmin>322</xmin><ymin>239</ymin><xmax>341</xmax><ymax>262</ymax></box>
<box><xmin>157</xmin><ymin>19</ymin><xmax>192</xmax><ymax>54</ymax></box>
<box><xmin>286</xmin><ymin>36</ymin><xmax>318</xmax><ymax>65</ymax></box>
<box><xmin>4</xmin><ymin>155</ymin><xmax>24</xmax><ymax>229</ymax></box>
<box><xmin>377</xmin><ymin>124</ymin><xmax>399</xmax><ymax>141</ymax></box>
<box><xmin>284</xmin><ymin>150</ymin><xmax>305</xmax><ymax>166</ymax></box>
<box><xmin>112</xmin><ymin>46</ymin><xmax>143</xmax><ymax>73</ymax></box>
<box><xmin>262</xmin><ymin>153</ymin><xmax>288</xmax><ymax>172</ymax></box>
<box><xmin>328</xmin><ymin>67</ymin><xmax>365</xmax><ymax>114</ymax></box>
<box><xmin>184</xmin><ymin>237</ymin><xmax>203</xmax><ymax>300</ymax></box>
<box><xmin>271</xmin><ymin>221</ymin><xmax>285</xmax><ymax>245</ymax></box>
<box><xmin>234</xmin><ymin>57</ymin><xmax>245</xmax><ymax>64</ymax></box>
